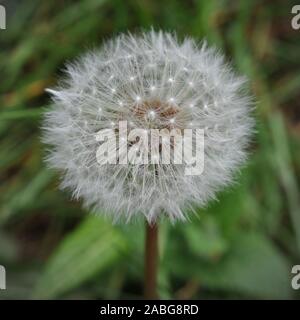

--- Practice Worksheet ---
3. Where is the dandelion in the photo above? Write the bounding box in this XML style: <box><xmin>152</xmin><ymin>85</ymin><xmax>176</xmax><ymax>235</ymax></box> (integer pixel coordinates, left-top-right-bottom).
<box><xmin>42</xmin><ymin>30</ymin><xmax>254</xmax><ymax>298</ymax></box>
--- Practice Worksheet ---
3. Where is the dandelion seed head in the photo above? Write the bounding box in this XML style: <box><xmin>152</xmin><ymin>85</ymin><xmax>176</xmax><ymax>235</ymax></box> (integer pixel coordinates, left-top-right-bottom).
<box><xmin>42</xmin><ymin>30</ymin><xmax>254</xmax><ymax>223</ymax></box>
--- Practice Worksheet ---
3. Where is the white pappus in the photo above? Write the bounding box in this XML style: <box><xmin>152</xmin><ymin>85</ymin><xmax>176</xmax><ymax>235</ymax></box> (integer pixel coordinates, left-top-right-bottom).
<box><xmin>42</xmin><ymin>30</ymin><xmax>254</xmax><ymax>223</ymax></box>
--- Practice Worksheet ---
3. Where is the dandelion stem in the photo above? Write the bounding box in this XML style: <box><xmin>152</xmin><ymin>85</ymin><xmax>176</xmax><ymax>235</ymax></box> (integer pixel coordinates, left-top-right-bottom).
<box><xmin>144</xmin><ymin>221</ymin><xmax>158</xmax><ymax>299</ymax></box>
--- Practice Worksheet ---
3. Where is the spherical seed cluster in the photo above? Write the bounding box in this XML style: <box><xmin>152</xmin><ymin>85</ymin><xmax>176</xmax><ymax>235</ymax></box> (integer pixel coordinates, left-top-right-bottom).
<box><xmin>42</xmin><ymin>30</ymin><xmax>254</xmax><ymax>223</ymax></box>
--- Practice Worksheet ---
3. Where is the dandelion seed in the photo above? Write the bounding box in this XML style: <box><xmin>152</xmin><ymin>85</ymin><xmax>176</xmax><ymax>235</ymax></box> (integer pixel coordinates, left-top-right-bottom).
<box><xmin>148</xmin><ymin>110</ymin><xmax>156</xmax><ymax>118</ymax></box>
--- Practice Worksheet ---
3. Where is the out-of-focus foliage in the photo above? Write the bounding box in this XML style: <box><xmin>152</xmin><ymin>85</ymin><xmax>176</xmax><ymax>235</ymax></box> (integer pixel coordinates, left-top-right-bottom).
<box><xmin>0</xmin><ymin>0</ymin><xmax>300</xmax><ymax>299</ymax></box>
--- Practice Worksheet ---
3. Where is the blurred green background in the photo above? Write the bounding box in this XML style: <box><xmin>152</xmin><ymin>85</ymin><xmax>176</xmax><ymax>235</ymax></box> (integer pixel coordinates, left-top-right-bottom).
<box><xmin>0</xmin><ymin>0</ymin><xmax>300</xmax><ymax>299</ymax></box>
